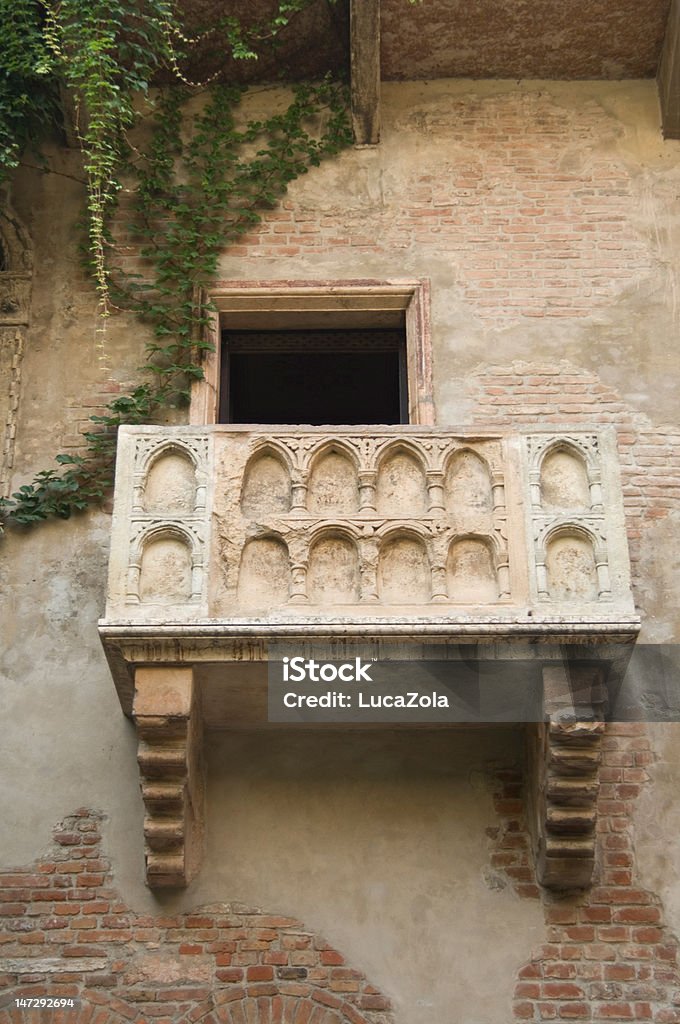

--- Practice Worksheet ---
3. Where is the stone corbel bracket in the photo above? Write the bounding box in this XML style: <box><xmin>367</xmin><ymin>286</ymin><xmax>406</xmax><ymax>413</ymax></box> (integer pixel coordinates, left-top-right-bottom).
<box><xmin>528</xmin><ymin>662</ymin><xmax>606</xmax><ymax>890</ymax></box>
<box><xmin>133</xmin><ymin>667</ymin><xmax>204</xmax><ymax>888</ymax></box>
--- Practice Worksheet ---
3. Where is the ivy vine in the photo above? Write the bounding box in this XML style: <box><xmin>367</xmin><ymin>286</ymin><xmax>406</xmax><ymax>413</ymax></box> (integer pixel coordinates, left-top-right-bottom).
<box><xmin>0</xmin><ymin>0</ymin><xmax>352</xmax><ymax>532</ymax></box>
<box><xmin>40</xmin><ymin>0</ymin><xmax>179</xmax><ymax>305</ymax></box>
<box><xmin>0</xmin><ymin>0</ymin><xmax>422</xmax><ymax>532</ymax></box>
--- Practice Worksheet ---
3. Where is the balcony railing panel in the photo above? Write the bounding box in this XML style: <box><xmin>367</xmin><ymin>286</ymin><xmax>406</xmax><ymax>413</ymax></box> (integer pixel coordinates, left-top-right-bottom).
<box><xmin>103</xmin><ymin>426</ymin><xmax>636</xmax><ymax>630</ymax></box>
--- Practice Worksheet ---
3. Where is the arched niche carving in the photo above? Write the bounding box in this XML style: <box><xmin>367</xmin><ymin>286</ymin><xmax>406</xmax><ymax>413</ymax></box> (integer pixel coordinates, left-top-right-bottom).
<box><xmin>546</xmin><ymin>530</ymin><xmax>598</xmax><ymax>601</ymax></box>
<box><xmin>378</xmin><ymin>532</ymin><xmax>431</xmax><ymax>604</ymax></box>
<box><xmin>446</xmin><ymin>537</ymin><xmax>498</xmax><ymax>603</ymax></box>
<box><xmin>139</xmin><ymin>533</ymin><xmax>193</xmax><ymax>604</ymax></box>
<box><xmin>307</xmin><ymin>532</ymin><xmax>360</xmax><ymax>604</ymax></box>
<box><xmin>540</xmin><ymin>445</ymin><xmax>590</xmax><ymax>511</ymax></box>
<box><xmin>308</xmin><ymin>447</ymin><xmax>359</xmax><ymax>515</ymax></box>
<box><xmin>237</xmin><ymin>535</ymin><xmax>290</xmax><ymax>607</ymax></box>
<box><xmin>241</xmin><ymin>450</ymin><xmax>292</xmax><ymax>518</ymax></box>
<box><xmin>144</xmin><ymin>449</ymin><xmax>196</xmax><ymax>515</ymax></box>
<box><xmin>444</xmin><ymin>449</ymin><xmax>493</xmax><ymax>526</ymax></box>
<box><xmin>376</xmin><ymin>446</ymin><xmax>428</xmax><ymax>517</ymax></box>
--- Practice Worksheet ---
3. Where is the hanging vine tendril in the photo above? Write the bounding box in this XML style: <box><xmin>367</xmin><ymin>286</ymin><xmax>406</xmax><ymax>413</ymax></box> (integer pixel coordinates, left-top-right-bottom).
<box><xmin>0</xmin><ymin>0</ymin><xmax>353</xmax><ymax>531</ymax></box>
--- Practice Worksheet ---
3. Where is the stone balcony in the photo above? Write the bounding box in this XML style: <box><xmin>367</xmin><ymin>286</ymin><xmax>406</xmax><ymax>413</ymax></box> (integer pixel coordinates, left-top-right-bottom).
<box><xmin>99</xmin><ymin>424</ymin><xmax>639</xmax><ymax>889</ymax></box>
<box><xmin>102</xmin><ymin>424</ymin><xmax>636</xmax><ymax>638</ymax></box>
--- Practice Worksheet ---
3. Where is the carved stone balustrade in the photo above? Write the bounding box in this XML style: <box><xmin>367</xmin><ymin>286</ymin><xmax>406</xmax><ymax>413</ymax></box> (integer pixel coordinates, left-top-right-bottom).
<box><xmin>99</xmin><ymin>425</ymin><xmax>639</xmax><ymax>889</ymax></box>
<box><xmin>103</xmin><ymin>425</ymin><xmax>637</xmax><ymax>631</ymax></box>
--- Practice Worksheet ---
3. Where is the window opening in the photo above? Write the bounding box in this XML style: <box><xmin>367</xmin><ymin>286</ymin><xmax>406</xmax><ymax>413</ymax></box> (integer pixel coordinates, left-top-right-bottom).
<box><xmin>189</xmin><ymin>281</ymin><xmax>433</xmax><ymax>427</ymax></box>
<box><xmin>220</xmin><ymin>327</ymin><xmax>408</xmax><ymax>425</ymax></box>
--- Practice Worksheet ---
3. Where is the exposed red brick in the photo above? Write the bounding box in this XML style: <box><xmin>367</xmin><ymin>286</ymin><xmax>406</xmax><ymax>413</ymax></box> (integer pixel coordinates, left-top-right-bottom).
<box><xmin>512</xmin><ymin>730</ymin><xmax>680</xmax><ymax>1023</ymax></box>
<box><xmin>320</xmin><ymin>950</ymin><xmax>345</xmax><ymax>966</ymax></box>
<box><xmin>0</xmin><ymin>812</ymin><xmax>392</xmax><ymax>1024</ymax></box>
<box><xmin>246</xmin><ymin>966</ymin><xmax>274</xmax><ymax>982</ymax></box>
<box><xmin>214</xmin><ymin>968</ymin><xmax>243</xmax><ymax>983</ymax></box>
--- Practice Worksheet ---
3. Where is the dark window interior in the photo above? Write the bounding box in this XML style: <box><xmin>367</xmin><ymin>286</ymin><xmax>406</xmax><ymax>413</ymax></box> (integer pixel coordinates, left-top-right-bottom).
<box><xmin>220</xmin><ymin>328</ymin><xmax>408</xmax><ymax>425</ymax></box>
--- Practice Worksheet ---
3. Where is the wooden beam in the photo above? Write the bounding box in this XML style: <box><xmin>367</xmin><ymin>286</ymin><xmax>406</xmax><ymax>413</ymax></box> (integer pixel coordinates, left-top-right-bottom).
<box><xmin>350</xmin><ymin>0</ymin><xmax>381</xmax><ymax>145</ymax></box>
<box><xmin>658</xmin><ymin>0</ymin><xmax>680</xmax><ymax>138</ymax></box>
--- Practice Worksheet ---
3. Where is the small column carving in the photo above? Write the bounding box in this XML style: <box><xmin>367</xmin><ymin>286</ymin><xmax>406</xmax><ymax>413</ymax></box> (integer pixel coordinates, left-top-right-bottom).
<box><xmin>133</xmin><ymin>667</ymin><xmax>204</xmax><ymax>888</ymax></box>
<box><xmin>496</xmin><ymin>557</ymin><xmax>511</xmax><ymax>600</ymax></box>
<box><xmin>358</xmin><ymin>470</ymin><xmax>377</xmax><ymax>513</ymax></box>
<box><xmin>529</xmin><ymin>662</ymin><xmax>606</xmax><ymax>890</ymax></box>
<box><xmin>290</xmin><ymin>476</ymin><xmax>307</xmax><ymax>512</ymax></box>
<box><xmin>289</xmin><ymin>561</ymin><xmax>309</xmax><ymax>603</ymax></box>
<box><xmin>535</xmin><ymin>556</ymin><xmax>549</xmax><ymax>599</ymax></box>
<box><xmin>426</xmin><ymin>471</ymin><xmax>445</xmax><ymax>513</ymax></box>
<box><xmin>596</xmin><ymin>557</ymin><xmax>612</xmax><ymax>599</ymax></box>
<box><xmin>589</xmin><ymin>477</ymin><xmax>603</xmax><ymax>510</ymax></box>
<box><xmin>529</xmin><ymin>469</ymin><xmax>542</xmax><ymax>509</ymax></box>
<box><xmin>358</xmin><ymin>534</ymin><xmax>379</xmax><ymax>602</ymax></box>
<box><xmin>491</xmin><ymin>473</ymin><xmax>506</xmax><ymax>511</ymax></box>
<box><xmin>431</xmin><ymin>563</ymin><xmax>448</xmax><ymax>602</ymax></box>
<box><xmin>126</xmin><ymin>561</ymin><xmax>142</xmax><ymax>604</ymax></box>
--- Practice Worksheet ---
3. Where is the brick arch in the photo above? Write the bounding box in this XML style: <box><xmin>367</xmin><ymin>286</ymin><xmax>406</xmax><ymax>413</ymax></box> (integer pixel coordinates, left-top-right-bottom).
<box><xmin>182</xmin><ymin>985</ymin><xmax>373</xmax><ymax>1024</ymax></box>
<box><xmin>0</xmin><ymin>989</ymin><xmax>373</xmax><ymax>1024</ymax></box>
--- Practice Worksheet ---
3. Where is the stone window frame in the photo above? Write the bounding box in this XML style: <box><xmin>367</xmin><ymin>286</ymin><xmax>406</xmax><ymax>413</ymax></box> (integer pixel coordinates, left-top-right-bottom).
<box><xmin>189</xmin><ymin>279</ymin><xmax>434</xmax><ymax>426</ymax></box>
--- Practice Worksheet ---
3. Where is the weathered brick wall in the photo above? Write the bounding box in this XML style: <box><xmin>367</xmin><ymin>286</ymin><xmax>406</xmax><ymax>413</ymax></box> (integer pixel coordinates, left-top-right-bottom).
<box><xmin>224</xmin><ymin>90</ymin><xmax>656</xmax><ymax>324</ymax></box>
<box><xmin>3</xmin><ymin>727</ymin><xmax>679</xmax><ymax>1021</ymax></box>
<box><xmin>488</xmin><ymin>726</ymin><xmax>680</xmax><ymax>1022</ymax></box>
<box><xmin>0</xmin><ymin>811</ymin><xmax>392</xmax><ymax>1024</ymax></box>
